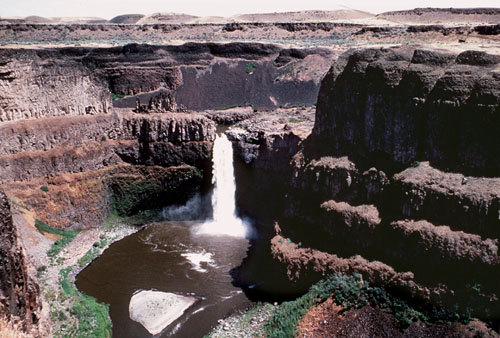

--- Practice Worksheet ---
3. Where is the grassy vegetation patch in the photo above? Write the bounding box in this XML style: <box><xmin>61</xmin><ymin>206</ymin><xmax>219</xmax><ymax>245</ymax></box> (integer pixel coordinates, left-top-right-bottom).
<box><xmin>78</xmin><ymin>239</ymin><xmax>107</xmax><ymax>268</ymax></box>
<box><xmin>8</xmin><ymin>198</ymin><xmax>31</xmax><ymax>211</ymax></box>
<box><xmin>56</xmin><ymin>267</ymin><xmax>112</xmax><ymax>338</ymax></box>
<box><xmin>265</xmin><ymin>273</ymin><xmax>469</xmax><ymax>338</ymax></box>
<box><xmin>35</xmin><ymin>219</ymin><xmax>81</xmax><ymax>258</ymax></box>
<box><xmin>110</xmin><ymin>93</ymin><xmax>126</xmax><ymax>101</ymax></box>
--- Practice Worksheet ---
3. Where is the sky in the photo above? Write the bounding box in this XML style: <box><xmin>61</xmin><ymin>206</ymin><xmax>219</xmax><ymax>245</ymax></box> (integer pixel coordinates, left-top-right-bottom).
<box><xmin>1</xmin><ymin>0</ymin><xmax>500</xmax><ymax>19</ymax></box>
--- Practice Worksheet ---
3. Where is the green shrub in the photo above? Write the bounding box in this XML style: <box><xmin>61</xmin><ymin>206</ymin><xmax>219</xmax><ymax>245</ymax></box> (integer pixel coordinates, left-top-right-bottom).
<box><xmin>70</xmin><ymin>294</ymin><xmax>111</xmax><ymax>338</ymax></box>
<box><xmin>47</xmin><ymin>229</ymin><xmax>81</xmax><ymax>258</ymax></box>
<box><xmin>37</xmin><ymin>265</ymin><xmax>47</xmax><ymax>277</ymax></box>
<box><xmin>112</xmin><ymin>178</ymin><xmax>162</xmax><ymax>216</ymax></box>
<box><xmin>40</xmin><ymin>185</ymin><xmax>49</xmax><ymax>192</ymax></box>
<box><xmin>265</xmin><ymin>273</ymin><xmax>469</xmax><ymax>338</ymax></box>
<box><xmin>59</xmin><ymin>267</ymin><xmax>75</xmax><ymax>296</ymax></box>
<box><xmin>78</xmin><ymin>247</ymin><xmax>100</xmax><ymax>268</ymax></box>
<box><xmin>245</xmin><ymin>63</ymin><xmax>256</xmax><ymax>74</ymax></box>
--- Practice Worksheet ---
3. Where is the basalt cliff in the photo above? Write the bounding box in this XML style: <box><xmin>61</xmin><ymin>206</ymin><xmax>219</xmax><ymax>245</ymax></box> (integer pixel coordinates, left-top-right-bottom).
<box><xmin>231</xmin><ymin>46</ymin><xmax>500</xmax><ymax>326</ymax></box>
<box><xmin>0</xmin><ymin>190</ymin><xmax>39</xmax><ymax>329</ymax></box>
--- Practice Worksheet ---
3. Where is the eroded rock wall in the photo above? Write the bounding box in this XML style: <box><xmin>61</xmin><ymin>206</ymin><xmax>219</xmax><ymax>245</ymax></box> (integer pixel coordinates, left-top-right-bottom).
<box><xmin>0</xmin><ymin>49</ymin><xmax>110</xmax><ymax>122</ymax></box>
<box><xmin>313</xmin><ymin>47</ymin><xmax>500</xmax><ymax>176</ymax></box>
<box><xmin>0</xmin><ymin>43</ymin><xmax>335</xmax><ymax>122</ymax></box>
<box><xmin>0</xmin><ymin>190</ymin><xmax>39</xmax><ymax>328</ymax></box>
<box><xmin>283</xmin><ymin>47</ymin><xmax>500</xmax><ymax>319</ymax></box>
<box><xmin>231</xmin><ymin>46</ymin><xmax>500</xmax><ymax>321</ymax></box>
<box><xmin>0</xmin><ymin>110</ymin><xmax>215</xmax><ymax>229</ymax></box>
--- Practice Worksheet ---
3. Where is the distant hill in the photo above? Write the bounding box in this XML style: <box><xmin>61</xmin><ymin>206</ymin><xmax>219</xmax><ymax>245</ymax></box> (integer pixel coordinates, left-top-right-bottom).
<box><xmin>378</xmin><ymin>7</ymin><xmax>500</xmax><ymax>24</ymax></box>
<box><xmin>109</xmin><ymin>14</ymin><xmax>145</xmax><ymax>24</ymax></box>
<box><xmin>132</xmin><ymin>9</ymin><xmax>375</xmax><ymax>25</ymax></box>
<box><xmin>0</xmin><ymin>16</ymin><xmax>107</xmax><ymax>24</ymax></box>
<box><xmin>6</xmin><ymin>8</ymin><xmax>500</xmax><ymax>26</ymax></box>
<box><xmin>24</xmin><ymin>15</ymin><xmax>54</xmax><ymax>23</ymax></box>
<box><xmin>231</xmin><ymin>9</ymin><xmax>374</xmax><ymax>23</ymax></box>
<box><xmin>137</xmin><ymin>12</ymin><xmax>199</xmax><ymax>24</ymax></box>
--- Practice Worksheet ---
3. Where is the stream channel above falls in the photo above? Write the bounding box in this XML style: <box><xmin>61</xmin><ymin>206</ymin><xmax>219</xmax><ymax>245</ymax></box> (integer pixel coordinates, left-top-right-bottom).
<box><xmin>77</xmin><ymin>131</ymin><xmax>260</xmax><ymax>337</ymax></box>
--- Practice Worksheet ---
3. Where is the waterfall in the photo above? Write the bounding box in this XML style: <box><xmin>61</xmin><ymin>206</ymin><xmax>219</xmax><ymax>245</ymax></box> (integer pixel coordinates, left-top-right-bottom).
<box><xmin>198</xmin><ymin>133</ymin><xmax>247</xmax><ymax>237</ymax></box>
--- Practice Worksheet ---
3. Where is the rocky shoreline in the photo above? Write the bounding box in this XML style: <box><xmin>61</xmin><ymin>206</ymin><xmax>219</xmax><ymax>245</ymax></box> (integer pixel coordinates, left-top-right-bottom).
<box><xmin>205</xmin><ymin>303</ymin><xmax>276</xmax><ymax>338</ymax></box>
<box><xmin>32</xmin><ymin>212</ymin><xmax>141</xmax><ymax>337</ymax></box>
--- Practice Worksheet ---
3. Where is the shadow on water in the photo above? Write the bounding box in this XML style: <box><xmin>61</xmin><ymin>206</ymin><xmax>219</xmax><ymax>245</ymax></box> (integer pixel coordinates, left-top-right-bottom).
<box><xmin>229</xmin><ymin>156</ymin><xmax>316</xmax><ymax>303</ymax></box>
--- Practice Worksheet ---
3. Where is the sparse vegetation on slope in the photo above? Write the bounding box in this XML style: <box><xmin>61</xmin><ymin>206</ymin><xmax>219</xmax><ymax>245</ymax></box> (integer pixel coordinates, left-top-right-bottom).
<box><xmin>56</xmin><ymin>267</ymin><xmax>111</xmax><ymax>338</ymax></box>
<box><xmin>34</xmin><ymin>220</ymin><xmax>81</xmax><ymax>259</ymax></box>
<box><xmin>204</xmin><ymin>303</ymin><xmax>276</xmax><ymax>338</ymax></box>
<box><xmin>265</xmin><ymin>273</ymin><xmax>470</xmax><ymax>338</ymax></box>
<box><xmin>35</xmin><ymin>213</ymin><xmax>138</xmax><ymax>338</ymax></box>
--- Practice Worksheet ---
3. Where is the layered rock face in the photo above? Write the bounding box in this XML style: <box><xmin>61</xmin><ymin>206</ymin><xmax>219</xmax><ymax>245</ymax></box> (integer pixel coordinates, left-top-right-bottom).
<box><xmin>0</xmin><ymin>43</ymin><xmax>334</xmax><ymax>122</ymax></box>
<box><xmin>0</xmin><ymin>50</ymin><xmax>110</xmax><ymax>122</ymax></box>
<box><xmin>232</xmin><ymin>47</ymin><xmax>500</xmax><ymax>321</ymax></box>
<box><xmin>0</xmin><ymin>42</ymin><xmax>333</xmax><ymax>330</ymax></box>
<box><xmin>0</xmin><ymin>190</ymin><xmax>39</xmax><ymax>328</ymax></box>
<box><xmin>0</xmin><ymin>111</ymin><xmax>215</xmax><ymax>229</ymax></box>
<box><xmin>0</xmin><ymin>111</ymin><xmax>214</xmax><ymax>183</ymax></box>
<box><xmin>313</xmin><ymin>47</ymin><xmax>500</xmax><ymax>176</ymax></box>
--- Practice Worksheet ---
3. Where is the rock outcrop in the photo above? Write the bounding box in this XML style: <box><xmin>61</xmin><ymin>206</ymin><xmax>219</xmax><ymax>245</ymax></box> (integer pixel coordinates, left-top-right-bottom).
<box><xmin>0</xmin><ymin>190</ymin><xmax>39</xmax><ymax>329</ymax></box>
<box><xmin>0</xmin><ymin>111</ymin><xmax>215</xmax><ymax>184</ymax></box>
<box><xmin>0</xmin><ymin>111</ymin><xmax>215</xmax><ymax>229</ymax></box>
<box><xmin>0</xmin><ymin>43</ymin><xmax>334</xmax><ymax>122</ymax></box>
<box><xmin>313</xmin><ymin>47</ymin><xmax>500</xmax><ymax>177</ymax></box>
<box><xmin>231</xmin><ymin>46</ymin><xmax>500</xmax><ymax>323</ymax></box>
<box><xmin>0</xmin><ymin>50</ymin><xmax>109</xmax><ymax>122</ymax></box>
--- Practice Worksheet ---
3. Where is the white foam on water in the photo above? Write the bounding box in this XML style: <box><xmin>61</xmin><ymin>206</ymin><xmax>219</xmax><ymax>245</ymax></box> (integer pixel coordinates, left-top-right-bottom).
<box><xmin>181</xmin><ymin>251</ymin><xmax>216</xmax><ymax>273</ymax></box>
<box><xmin>170</xmin><ymin>322</ymin><xmax>182</xmax><ymax>335</ymax></box>
<box><xmin>191</xmin><ymin>306</ymin><xmax>207</xmax><ymax>315</ymax></box>
<box><xmin>197</xmin><ymin>133</ymin><xmax>248</xmax><ymax>237</ymax></box>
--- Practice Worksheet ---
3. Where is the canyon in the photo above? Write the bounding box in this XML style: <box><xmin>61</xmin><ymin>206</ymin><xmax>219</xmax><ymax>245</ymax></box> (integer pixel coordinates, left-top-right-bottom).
<box><xmin>0</xmin><ymin>7</ymin><xmax>500</xmax><ymax>338</ymax></box>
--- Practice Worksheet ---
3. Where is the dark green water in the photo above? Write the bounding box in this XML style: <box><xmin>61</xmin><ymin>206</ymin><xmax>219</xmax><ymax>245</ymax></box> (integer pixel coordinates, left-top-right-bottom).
<box><xmin>76</xmin><ymin>221</ymin><xmax>250</xmax><ymax>338</ymax></box>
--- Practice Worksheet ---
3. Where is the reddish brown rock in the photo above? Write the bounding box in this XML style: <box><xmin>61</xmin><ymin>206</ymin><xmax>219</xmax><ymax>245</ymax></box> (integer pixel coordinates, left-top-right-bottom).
<box><xmin>393</xmin><ymin>162</ymin><xmax>500</xmax><ymax>239</ymax></box>
<box><xmin>3</xmin><ymin>164</ymin><xmax>202</xmax><ymax>229</ymax></box>
<box><xmin>270</xmin><ymin>234</ymin><xmax>448</xmax><ymax>302</ymax></box>
<box><xmin>391</xmin><ymin>220</ymin><xmax>499</xmax><ymax>265</ymax></box>
<box><xmin>320</xmin><ymin>200</ymin><xmax>381</xmax><ymax>229</ymax></box>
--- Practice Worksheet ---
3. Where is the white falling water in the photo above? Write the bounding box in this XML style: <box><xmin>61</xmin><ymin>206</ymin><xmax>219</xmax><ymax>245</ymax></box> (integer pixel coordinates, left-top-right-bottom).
<box><xmin>197</xmin><ymin>133</ymin><xmax>247</xmax><ymax>237</ymax></box>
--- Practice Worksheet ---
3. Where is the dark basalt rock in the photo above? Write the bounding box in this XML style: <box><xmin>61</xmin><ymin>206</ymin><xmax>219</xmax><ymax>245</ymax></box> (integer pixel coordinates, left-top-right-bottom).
<box><xmin>313</xmin><ymin>46</ymin><xmax>500</xmax><ymax>177</ymax></box>
<box><xmin>475</xmin><ymin>24</ymin><xmax>500</xmax><ymax>35</ymax></box>
<box><xmin>0</xmin><ymin>190</ymin><xmax>39</xmax><ymax>328</ymax></box>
